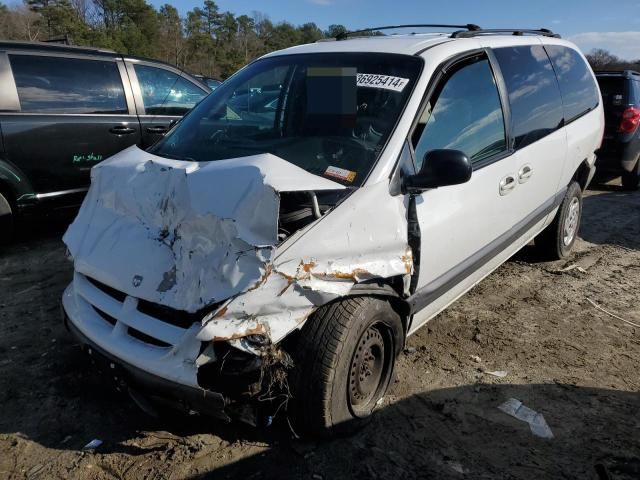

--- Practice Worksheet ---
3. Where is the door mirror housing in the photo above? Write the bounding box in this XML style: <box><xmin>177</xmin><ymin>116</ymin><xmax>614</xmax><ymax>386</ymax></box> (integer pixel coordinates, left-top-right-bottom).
<box><xmin>403</xmin><ymin>149</ymin><xmax>472</xmax><ymax>193</ymax></box>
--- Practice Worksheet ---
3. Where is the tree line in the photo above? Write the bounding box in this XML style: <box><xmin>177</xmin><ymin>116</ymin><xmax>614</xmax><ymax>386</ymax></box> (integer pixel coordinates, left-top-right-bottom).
<box><xmin>0</xmin><ymin>2</ymin><xmax>638</xmax><ymax>80</ymax></box>
<box><xmin>0</xmin><ymin>0</ymin><xmax>349</xmax><ymax>78</ymax></box>
<box><xmin>585</xmin><ymin>49</ymin><xmax>640</xmax><ymax>72</ymax></box>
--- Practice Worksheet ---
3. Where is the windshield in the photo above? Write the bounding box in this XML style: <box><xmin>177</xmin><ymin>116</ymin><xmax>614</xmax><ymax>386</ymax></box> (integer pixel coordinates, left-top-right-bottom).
<box><xmin>151</xmin><ymin>53</ymin><xmax>423</xmax><ymax>186</ymax></box>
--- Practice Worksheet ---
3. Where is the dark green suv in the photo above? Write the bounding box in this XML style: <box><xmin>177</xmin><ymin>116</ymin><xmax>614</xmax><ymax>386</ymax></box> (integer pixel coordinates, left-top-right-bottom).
<box><xmin>0</xmin><ymin>41</ymin><xmax>210</xmax><ymax>241</ymax></box>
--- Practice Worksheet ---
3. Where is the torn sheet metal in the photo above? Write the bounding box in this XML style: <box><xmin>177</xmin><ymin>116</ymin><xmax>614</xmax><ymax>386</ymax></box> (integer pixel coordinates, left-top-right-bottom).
<box><xmin>199</xmin><ymin>180</ymin><xmax>412</xmax><ymax>347</ymax></box>
<box><xmin>63</xmin><ymin>146</ymin><xmax>344</xmax><ymax>313</ymax></box>
<box><xmin>65</xmin><ymin>146</ymin><xmax>412</xmax><ymax>354</ymax></box>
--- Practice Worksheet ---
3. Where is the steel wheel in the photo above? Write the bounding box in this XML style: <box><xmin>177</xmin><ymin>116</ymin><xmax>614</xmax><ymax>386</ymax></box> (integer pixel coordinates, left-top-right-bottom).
<box><xmin>563</xmin><ymin>196</ymin><xmax>580</xmax><ymax>246</ymax></box>
<box><xmin>348</xmin><ymin>324</ymin><xmax>392</xmax><ymax>417</ymax></box>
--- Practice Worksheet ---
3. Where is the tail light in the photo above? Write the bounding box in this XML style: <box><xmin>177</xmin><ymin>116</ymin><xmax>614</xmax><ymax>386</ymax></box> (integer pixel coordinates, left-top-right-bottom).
<box><xmin>618</xmin><ymin>106</ymin><xmax>640</xmax><ymax>133</ymax></box>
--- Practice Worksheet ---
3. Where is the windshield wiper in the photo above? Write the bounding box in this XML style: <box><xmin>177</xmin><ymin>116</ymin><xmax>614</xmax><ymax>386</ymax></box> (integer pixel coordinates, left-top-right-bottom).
<box><xmin>153</xmin><ymin>151</ymin><xmax>198</xmax><ymax>163</ymax></box>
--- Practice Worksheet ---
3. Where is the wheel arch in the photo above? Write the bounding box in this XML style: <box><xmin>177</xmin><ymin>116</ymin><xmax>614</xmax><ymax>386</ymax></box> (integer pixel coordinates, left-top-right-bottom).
<box><xmin>572</xmin><ymin>158</ymin><xmax>593</xmax><ymax>191</ymax></box>
<box><xmin>281</xmin><ymin>279</ymin><xmax>411</xmax><ymax>355</ymax></box>
<box><xmin>0</xmin><ymin>177</ymin><xmax>16</xmax><ymax>212</ymax></box>
<box><xmin>0</xmin><ymin>159</ymin><xmax>34</xmax><ymax>209</ymax></box>
<box><xmin>347</xmin><ymin>280</ymin><xmax>410</xmax><ymax>333</ymax></box>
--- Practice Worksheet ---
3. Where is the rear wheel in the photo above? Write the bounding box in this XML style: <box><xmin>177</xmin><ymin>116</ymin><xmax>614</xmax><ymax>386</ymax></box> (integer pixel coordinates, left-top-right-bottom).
<box><xmin>621</xmin><ymin>157</ymin><xmax>640</xmax><ymax>191</ymax></box>
<box><xmin>289</xmin><ymin>296</ymin><xmax>403</xmax><ymax>437</ymax></box>
<box><xmin>0</xmin><ymin>192</ymin><xmax>13</xmax><ymax>244</ymax></box>
<box><xmin>534</xmin><ymin>181</ymin><xmax>582</xmax><ymax>260</ymax></box>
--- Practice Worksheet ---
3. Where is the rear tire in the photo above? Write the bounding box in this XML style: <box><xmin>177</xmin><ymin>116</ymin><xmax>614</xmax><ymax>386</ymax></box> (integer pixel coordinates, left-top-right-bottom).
<box><xmin>534</xmin><ymin>181</ymin><xmax>582</xmax><ymax>260</ymax></box>
<box><xmin>0</xmin><ymin>192</ymin><xmax>13</xmax><ymax>244</ymax></box>
<box><xmin>621</xmin><ymin>158</ymin><xmax>640</xmax><ymax>191</ymax></box>
<box><xmin>289</xmin><ymin>296</ymin><xmax>404</xmax><ymax>438</ymax></box>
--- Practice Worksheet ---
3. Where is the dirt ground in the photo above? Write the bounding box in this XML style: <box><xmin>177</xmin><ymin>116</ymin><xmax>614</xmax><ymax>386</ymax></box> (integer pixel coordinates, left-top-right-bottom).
<box><xmin>1</xmin><ymin>181</ymin><xmax>639</xmax><ymax>480</ymax></box>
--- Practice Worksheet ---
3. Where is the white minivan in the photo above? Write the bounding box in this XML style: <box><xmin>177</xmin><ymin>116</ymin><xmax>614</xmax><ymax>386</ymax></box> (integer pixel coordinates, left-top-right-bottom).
<box><xmin>62</xmin><ymin>25</ymin><xmax>604</xmax><ymax>436</ymax></box>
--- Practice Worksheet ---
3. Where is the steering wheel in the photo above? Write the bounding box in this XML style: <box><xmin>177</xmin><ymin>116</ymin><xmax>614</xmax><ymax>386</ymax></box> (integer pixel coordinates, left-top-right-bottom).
<box><xmin>321</xmin><ymin>136</ymin><xmax>371</xmax><ymax>162</ymax></box>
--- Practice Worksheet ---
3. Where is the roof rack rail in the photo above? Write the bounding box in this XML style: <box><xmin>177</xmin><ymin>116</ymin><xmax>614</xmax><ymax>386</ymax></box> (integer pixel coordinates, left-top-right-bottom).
<box><xmin>336</xmin><ymin>24</ymin><xmax>481</xmax><ymax>40</ymax></box>
<box><xmin>594</xmin><ymin>70</ymin><xmax>640</xmax><ymax>77</ymax></box>
<box><xmin>451</xmin><ymin>28</ymin><xmax>560</xmax><ymax>38</ymax></box>
<box><xmin>43</xmin><ymin>35</ymin><xmax>72</xmax><ymax>45</ymax></box>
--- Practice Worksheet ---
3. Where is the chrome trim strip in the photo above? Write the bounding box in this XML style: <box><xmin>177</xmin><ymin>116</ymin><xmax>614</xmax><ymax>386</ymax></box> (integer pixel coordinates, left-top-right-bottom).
<box><xmin>35</xmin><ymin>187</ymin><xmax>88</xmax><ymax>199</ymax></box>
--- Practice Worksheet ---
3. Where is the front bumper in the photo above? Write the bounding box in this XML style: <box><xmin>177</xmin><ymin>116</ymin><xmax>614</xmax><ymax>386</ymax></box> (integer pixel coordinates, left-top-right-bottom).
<box><xmin>63</xmin><ymin>312</ymin><xmax>228</xmax><ymax>418</ymax></box>
<box><xmin>61</xmin><ymin>275</ymin><xmax>230</xmax><ymax>419</ymax></box>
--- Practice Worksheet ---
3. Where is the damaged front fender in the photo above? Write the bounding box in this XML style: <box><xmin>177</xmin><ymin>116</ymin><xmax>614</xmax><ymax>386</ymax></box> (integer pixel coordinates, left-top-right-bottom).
<box><xmin>199</xmin><ymin>180</ymin><xmax>413</xmax><ymax>352</ymax></box>
<box><xmin>64</xmin><ymin>146</ymin><xmax>413</xmax><ymax>365</ymax></box>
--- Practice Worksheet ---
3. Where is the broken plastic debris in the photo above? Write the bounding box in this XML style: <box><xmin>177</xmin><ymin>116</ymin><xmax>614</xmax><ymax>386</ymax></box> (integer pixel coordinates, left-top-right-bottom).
<box><xmin>557</xmin><ymin>264</ymin><xmax>588</xmax><ymax>274</ymax></box>
<box><xmin>498</xmin><ymin>398</ymin><xmax>554</xmax><ymax>439</ymax></box>
<box><xmin>485</xmin><ymin>370</ymin><xmax>508</xmax><ymax>378</ymax></box>
<box><xmin>469</xmin><ymin>354</ymin><xmax>482</xmax><ymax>363</ymax></box>
<box><xmin>82</xmin><ymin>439</ymin><xmax>103</xmax><ymax>450</ymax></box>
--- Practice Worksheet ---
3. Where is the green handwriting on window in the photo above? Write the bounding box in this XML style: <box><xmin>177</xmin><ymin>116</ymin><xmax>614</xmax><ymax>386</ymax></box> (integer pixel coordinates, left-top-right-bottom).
<box><xmin>72</xmin><ymin>153</ymin><xmax>103</xmax><ymax>164</ymax></box>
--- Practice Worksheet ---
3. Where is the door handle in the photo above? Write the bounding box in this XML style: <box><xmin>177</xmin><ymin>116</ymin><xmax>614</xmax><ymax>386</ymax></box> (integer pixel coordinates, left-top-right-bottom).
<box><xmin>518</xmin><ymin>165</ymin><xmax>533</xmax><ymax>183</ymax></box>
<box><xmin>146</xmin><ymin>126</ymin><xmax>169</xmax><ymax>134</ymax></box>
<box><xmin>109</xmin><ymin>126</ymin><xmax>136</xmax><ymax>135</ymax></box>
<box><xmin>499</xmin><ymin>174</ymin><xmax>517</xmax><ymax>196</ymax></box>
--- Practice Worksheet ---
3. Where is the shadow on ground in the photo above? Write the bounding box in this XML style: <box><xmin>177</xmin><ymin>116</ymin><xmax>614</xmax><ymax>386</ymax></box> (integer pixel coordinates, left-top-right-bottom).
<box><xmin>2</xmin><ymin>372</ymin><xmax>639</xmax><ymax>479</ymax></box>
<box><xmin>512</xmin><ymin>186</ymin><xmax>640</xmax><ymax>264</ymax></box>
<box><xmin>580</xmin><ymin>189</ymin><xmax>640</xmax><ymax>250</ymax></box>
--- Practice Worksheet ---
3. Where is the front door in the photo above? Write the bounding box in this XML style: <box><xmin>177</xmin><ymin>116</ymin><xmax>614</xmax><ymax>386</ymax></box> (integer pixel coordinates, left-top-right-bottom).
<box><xmin>0</xmin><ymin>53</ymin><xmax>140</xmax><ymax>196</ymax></box>
<box><xmin>126</xmin><ymin>61</ymin><xmax>209</xmax><ymax>148</ymax></box>
<box><xmin>408</xmin><ymin>52</ymin><xmax>518</xmax><ymax>329</ymax></box>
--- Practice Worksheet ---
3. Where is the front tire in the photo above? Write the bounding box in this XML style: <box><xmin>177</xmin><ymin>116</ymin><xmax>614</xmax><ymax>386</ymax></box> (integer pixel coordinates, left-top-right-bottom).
<box><xmin>289</xmin><ymin>297</ymin><xmax>404</xmax><ymax>437</ymax></box>
<box><xmin>534</xmin><ymin>181</ymin><xmax>582</xmax><ymax>260</ymax></box>
<box><xmin>0</xmin><ymin>192</ymin><xmax>13</xmax><ymax>244</ymax></box>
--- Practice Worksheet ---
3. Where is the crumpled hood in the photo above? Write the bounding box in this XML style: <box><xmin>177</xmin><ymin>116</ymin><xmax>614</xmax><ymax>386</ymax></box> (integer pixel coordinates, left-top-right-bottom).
<box><xmin>63</xmin><ymin>146</ymin><xmax>344</xmax><ymax>313</ymax></box>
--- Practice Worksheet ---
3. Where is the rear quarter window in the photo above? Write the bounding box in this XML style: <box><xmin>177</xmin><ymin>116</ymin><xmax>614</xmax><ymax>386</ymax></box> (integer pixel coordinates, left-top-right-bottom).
<box><xmin>596</xmin><ymin>76</ymin><xmax>627</xmax><ymax>107</ymax></box>
<box><xmin>545</xmin><ymin>45</ymin><xmax>599</xmax><ymax>122</ymax></box>
<box><xmin>493</xmin><ymin>45</ymin><xmax>564</xmax><ymax>150</ymax></box>
<box><xmin>9</xmin><ymin>54</ymin><xmax>128</xmax><ymax>114</ymax></box>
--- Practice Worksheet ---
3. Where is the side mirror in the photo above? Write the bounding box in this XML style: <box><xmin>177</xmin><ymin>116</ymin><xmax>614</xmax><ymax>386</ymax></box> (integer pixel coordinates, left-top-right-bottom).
<box><xmin>403</xmin><ymin>149</ymin><xmax>472</xmax><ymax>193</ymax></box>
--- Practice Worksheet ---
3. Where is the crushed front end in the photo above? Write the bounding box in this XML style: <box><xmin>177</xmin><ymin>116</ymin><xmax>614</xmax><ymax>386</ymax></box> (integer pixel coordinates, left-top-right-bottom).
<box><xmin>61</xmin><ymin>146</ymin><xmax>413</xmax><ymax>423</ymax></box>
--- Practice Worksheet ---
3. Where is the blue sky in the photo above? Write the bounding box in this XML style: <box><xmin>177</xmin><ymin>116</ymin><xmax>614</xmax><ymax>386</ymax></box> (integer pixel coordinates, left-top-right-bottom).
<box><xmin>150</xmin><ymin>0</ymin><xmax>640</xmax><ymax>59</ymax></box>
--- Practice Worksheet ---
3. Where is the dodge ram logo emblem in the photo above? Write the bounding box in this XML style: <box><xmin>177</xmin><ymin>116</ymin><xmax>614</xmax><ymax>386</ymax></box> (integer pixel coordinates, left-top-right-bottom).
<box><xmin>132</xmin><ymin>275</ymin><xmax>143</xmax><ymax>287</ymax></box>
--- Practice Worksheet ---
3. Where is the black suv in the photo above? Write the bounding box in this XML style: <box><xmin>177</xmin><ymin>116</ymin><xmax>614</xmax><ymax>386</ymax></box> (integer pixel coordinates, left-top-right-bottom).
<box><xmin>595</xmin><ymin>70</ymin><xmax>640</xmax><ymax>190</ymax></box>
<box><xmin>0</xmin><ymin>41</ymin><xmax>210</xmax><ymax>239</ymax></box>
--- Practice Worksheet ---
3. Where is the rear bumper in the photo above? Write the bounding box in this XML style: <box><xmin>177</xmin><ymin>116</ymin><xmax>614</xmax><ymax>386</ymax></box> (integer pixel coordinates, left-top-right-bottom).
<box><xmin>597</xmin><ymin>140</ymin><xmax>640</xmax><ymax>173</ymax></box>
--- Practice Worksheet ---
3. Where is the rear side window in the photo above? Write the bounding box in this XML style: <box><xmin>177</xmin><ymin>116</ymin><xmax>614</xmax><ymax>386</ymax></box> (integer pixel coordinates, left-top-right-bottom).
<box><xmin>493</xmin><ymin>45</ymin><xmax>563</xmax><ymax>149</ymax></box>
<box><xmin>545</xmin><ymin>45</ymin><xmax>599</xmax><ymax>122</ymax></box>
<box><xmin>134</xmin><ymin>64</ymin><xmax>207</xmax><ymax>115</ymax></box>
<box><xmin>10</xmin><ymin>55</ymin><xmax>127</xmax><ymax>114</ymax></box>
<box><xmin>596</xmin><ymin>76</ymin><xmax>627</xmax><ymax>107</ymax></box>
<box><xmin>412</xmin><ymin>58</ymin><xmax>506</xmax><ymax>169</ymax></box>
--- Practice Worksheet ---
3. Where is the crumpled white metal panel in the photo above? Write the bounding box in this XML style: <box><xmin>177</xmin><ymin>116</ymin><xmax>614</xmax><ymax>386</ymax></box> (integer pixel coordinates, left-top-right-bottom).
<box><xmin>64</xmin><ymin>146</ymin><xmax>344</xmax><ymax>314</ymax></box>
<box><xmin>64</xmin><ymin>146</ymin><xmax>412</xmax><ymax>356</ymax></box>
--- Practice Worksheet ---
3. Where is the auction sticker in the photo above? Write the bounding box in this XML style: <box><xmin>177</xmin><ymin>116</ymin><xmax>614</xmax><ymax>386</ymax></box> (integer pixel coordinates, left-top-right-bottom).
<box><xmin>357</xmin><ymin>73</ymin><xmax>410</xmax><ymax>92</ymax></box>
<box><xmin>325</xmin><ymin>166</ymin><xmax>357</xmax><ymax>183</ymax></box>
